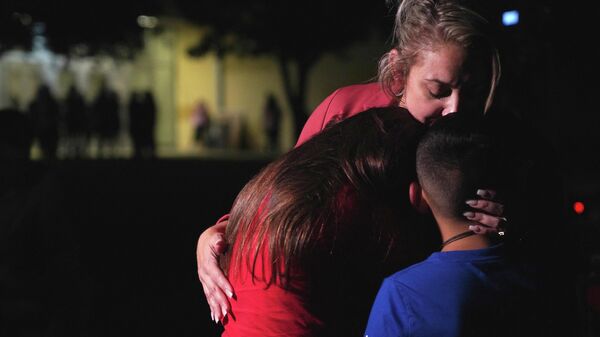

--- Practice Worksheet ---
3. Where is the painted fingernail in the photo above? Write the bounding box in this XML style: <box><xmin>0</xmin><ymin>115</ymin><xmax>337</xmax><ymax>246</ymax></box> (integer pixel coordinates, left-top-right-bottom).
<box><xmin>468</xmin><ymin>225</ymin><xmax>477</xmax><ymax>231</ymax></box>
<box><xmin>210</xmin><ymin>311</ymin><xmax>214</xmax><ymax>322</ymax></box>
<box><xmin>222</xmin><ymin>308</ymin><xmax>228</xmax><ymax>319</ymax></box>
<box><xmin>215</xmin><ymin>240</ymin><xmax>225</xmax><ymax>249</ymax></box>
<box><xmin>465</xmin><ymin>200</ymin><xmax>477</xmax><ymax>206</ymax></box>
<box><xmin>463</xmin><ymin>211</ymin><xmax>475</xmax><ymax>218</ymax></box>
<box><xmin>226</xmin><ymin>290</ymin><xmax>234</xmax><ymax>298</ymax></box>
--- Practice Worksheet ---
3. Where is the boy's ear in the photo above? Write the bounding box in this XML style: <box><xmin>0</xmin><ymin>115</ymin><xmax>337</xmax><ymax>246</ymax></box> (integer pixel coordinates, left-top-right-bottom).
<box><xmin>409</xmin><ymin>181</ymin><xmax>430</xmax><ymax>214</ymax></box>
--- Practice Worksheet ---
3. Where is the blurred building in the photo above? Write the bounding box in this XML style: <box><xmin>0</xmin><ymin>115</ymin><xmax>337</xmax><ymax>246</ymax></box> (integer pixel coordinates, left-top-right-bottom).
<box><xmin>0</xmin><ymin>17</ymin><xmax>386</xmax><ymax>157</ymax></box>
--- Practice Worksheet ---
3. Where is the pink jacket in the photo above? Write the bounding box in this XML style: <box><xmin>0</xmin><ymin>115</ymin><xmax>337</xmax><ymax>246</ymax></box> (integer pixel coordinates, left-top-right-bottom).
<box><xmin>296</xmin><ymin>82</ymin><xmax>396</xmax><ymax>146</ymax></box>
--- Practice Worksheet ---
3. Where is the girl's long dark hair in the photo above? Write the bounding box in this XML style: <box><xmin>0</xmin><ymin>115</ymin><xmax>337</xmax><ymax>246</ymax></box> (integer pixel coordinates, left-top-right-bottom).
<box><xmin>222</xmin><ymin>107</ymin><xmax>425</xmax><ymax>287</ymax></box>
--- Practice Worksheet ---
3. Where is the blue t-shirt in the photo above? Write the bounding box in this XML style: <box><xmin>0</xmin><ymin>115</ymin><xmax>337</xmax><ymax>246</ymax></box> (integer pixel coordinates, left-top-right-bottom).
<box><xmin>364</xmin><ymin>244</ymin><xmax>541</xmax><ymax>337</ymax></box>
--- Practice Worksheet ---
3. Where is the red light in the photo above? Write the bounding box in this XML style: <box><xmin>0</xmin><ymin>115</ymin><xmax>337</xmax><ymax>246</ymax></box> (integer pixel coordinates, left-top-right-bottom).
<box><xmin>573</xmin><ymin>201</ymin><xmax>585</xmax><ymax>214</ymax></box>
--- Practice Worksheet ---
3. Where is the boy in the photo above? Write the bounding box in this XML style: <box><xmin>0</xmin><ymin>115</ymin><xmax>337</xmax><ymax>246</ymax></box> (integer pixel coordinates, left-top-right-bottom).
<box><xmin>364</xmin><ymin>113</ymin><xmax>542</xmax><ymax>337</ymax></box>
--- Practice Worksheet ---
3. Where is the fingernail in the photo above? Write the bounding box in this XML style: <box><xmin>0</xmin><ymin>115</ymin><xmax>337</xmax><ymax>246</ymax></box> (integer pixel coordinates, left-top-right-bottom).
<box><xmin>226</xmin><ymin>290</ymin><xmax>234</xmax><ymax>298</ymax></box>
<box><xmin>465</xmin><ymin>200</ymin><xmax>477</xmax><ymax>206</ymax></box>
<box><xmin>463</xmin><ymin>211</ymin><xmax>474</xmax><ymax>218</ymax></box>
<box><xmin>210</xmin><ymin>311</ymin><xmax>214</xmax><ymax>322</ymax></box>
<box><xmin>222</xmin><ymin>308</ymin><xmax>228</xmax><ymax>319</ymax></box>
<box><xmin>476</xmin><ymin>189</ymin><xmax>488</xmax><ymax>198</ymax></box>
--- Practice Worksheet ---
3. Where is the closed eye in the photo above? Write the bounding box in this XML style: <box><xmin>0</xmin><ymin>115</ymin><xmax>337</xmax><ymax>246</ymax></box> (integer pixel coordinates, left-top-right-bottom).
<box><xmin>428</xmin><ymin>87</ymin><xmax>451</xmax><ymax>99</ymax></box>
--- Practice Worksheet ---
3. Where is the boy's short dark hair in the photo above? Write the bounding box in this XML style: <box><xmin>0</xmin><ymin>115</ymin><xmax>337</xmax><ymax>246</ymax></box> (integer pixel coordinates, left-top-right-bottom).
<box><xmin>416</xmin><ymin>113</ymin><xmax>510</xmax><ymax>220</ymax></box>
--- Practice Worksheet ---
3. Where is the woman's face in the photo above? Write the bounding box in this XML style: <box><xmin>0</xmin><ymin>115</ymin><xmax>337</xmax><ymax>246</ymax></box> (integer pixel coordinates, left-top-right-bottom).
<box><xmin>399</xmin><ymin>43</ymin><xmax>491</xmax><ymax>125</ymax></box>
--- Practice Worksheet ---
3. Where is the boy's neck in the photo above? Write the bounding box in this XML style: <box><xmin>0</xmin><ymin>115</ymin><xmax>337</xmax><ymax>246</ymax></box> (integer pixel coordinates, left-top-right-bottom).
<box><xmin>436</xmin><ymin>217</ymin><xmax>491</xmax><ymax>252</ymax></box>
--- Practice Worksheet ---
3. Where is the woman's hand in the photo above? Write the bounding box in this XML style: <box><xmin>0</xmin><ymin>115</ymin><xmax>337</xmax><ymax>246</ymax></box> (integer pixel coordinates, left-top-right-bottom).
<box><xmin>196</xmin><ymin>219</ymin><xmax>234</xmax><ymax>323</ymax></box>
<box><xmin>463</xmin><ymin>189</ymin><xmax>507</xmax><ymax>235</ymax></box>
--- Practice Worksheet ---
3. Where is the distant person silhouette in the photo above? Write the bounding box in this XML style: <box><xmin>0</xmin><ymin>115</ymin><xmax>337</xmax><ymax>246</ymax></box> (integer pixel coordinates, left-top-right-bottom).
<box><xmin>91</xmin><ymin>80</ymin><xmax>120</xmax><ymax>158</ymax></box>
<box><xmin>128</xmin><ymin>90</ymin><xmax>157</xmax><ymax>159</ymax></box>
<box><xmin>28</xmin><ymin>84</ymin><xmax>60</xmax><ymax>160</ymax></box>
<box><xmin>63</xmin><ymin>85</ymin><xmax>89</xmax><ymax>158</ymax></box>
<box><xmin>191</xmin><ymin>100</ymin><xmax>210</xmax><ymax>146</ymax></box>
<box><xmin>263</xmin><ymin>94</ymin><xmax>282</xmax><ymax>152</ymax></box>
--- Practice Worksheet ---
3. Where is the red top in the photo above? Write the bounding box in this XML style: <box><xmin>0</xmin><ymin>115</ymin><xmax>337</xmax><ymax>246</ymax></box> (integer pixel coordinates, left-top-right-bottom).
<box><xmin>296</xmin><ymin>82</ymin><xmax>396</xmax><ymax>146</ymax></box>
<box><xmin>222</xmin><ymin>83</ymin><xmax>396</xmax><ymax>337</ymax></box>
<box><xmin>223</xmin><ymin>196</ymin><xmax>323</xmax><ymax>337</ymax></box>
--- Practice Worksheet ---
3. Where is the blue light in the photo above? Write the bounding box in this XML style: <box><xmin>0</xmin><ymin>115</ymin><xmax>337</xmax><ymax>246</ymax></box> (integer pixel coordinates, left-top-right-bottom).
<box><xmin>502</xmin><ymin>10</ymin><xmax>519</xmax><ymax>26</ymax></box>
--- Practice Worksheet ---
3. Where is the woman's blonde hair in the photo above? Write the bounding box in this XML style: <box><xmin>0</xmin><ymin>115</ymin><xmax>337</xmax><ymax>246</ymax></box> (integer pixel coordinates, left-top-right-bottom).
<box><xmin>378</xmin><ymin>0</ymin><xmax>501</xmax><ymax>112</ymax></box>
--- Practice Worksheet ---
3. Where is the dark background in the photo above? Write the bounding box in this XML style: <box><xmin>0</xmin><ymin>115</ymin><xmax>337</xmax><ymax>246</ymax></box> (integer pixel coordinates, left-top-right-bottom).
<box><xmin>1</xmin><ymin>159</ymin><xmax>271</xmax><ymax>337</ymax></box>
<box><xmin>1</xmin><ymin>0</ymin><xmax>600</xmax><ymax>336</ymax></box>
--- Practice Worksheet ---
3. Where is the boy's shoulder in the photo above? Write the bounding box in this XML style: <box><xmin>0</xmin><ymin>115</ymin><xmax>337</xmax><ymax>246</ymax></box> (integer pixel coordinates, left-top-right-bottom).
<box><xmin>385</xmin><ymin>246</ymin><xmax>508</xmax><ymax>289</ymax></box>
<box><xmin>383</xmin><ymin>254</ymin><xmax>449</xmax><ymax>291</ymax></box>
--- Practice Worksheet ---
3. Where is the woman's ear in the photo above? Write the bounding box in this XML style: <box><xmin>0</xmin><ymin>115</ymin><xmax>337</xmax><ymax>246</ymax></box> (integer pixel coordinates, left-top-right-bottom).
<box><xmin>388</xmin><ymin>49</ymin><xmax>405</xmax><ymax>96</ymax></box>
<box><xmin>409</xmin><ymin>181</ymin><xmax>430</xmax><ymax>214</ymax></box>
<box><xmin>389</xmin><ymin>48</ymin><xmax>399</xmax><ymax>60</ymax></box>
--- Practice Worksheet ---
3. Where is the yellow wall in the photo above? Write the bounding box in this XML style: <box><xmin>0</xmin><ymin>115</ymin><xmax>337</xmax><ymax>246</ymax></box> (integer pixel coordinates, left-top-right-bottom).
<box><xmin>222</xmin><ymin>55</ymin><xmax>293</xmax><ymax>150</ymax></box>
<box><xmin>145</xmin><ymin>29</ymin><xmax>177</xmax><ymax>148</ymax></box>
<box><xmin>173</xmin><ymin>20</ymin><xmax>388</xmax><ymax>152</ymax></box>
<box><xmin>174</xmin><ymin>22</ymin><xmax>218</xmax><ymax>151</ymax></box>
<box><xmin>308</xmin><ymin>33</ymin><xmax>387</xmax><ymax>109</ymax></box>
<box><xmin>0</xmin><ymin>19</ymin><xmax>388</xmax><ymax>157</ymax></box>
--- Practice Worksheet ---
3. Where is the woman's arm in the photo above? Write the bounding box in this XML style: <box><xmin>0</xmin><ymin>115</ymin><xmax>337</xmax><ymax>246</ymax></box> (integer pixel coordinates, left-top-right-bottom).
<box><xmin>196</xmin><ymin>216</ymin><xmax>233</xmax><ymax>323</ymax></box>
<box><xmin>195</xmin><ymin>87</ymin><xmax>346</xmax><ymax>323</ymax></box>
<box><xmin>194</xmin><ymin>96</ymin><xmax>337</xmax><ymax>323</ymax></box>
